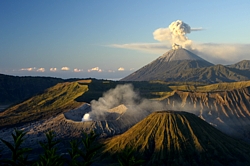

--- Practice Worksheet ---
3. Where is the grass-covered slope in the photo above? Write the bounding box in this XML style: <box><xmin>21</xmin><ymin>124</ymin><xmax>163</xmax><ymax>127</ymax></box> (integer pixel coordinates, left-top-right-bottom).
<box><xmin>0</xmin><ymin>81</ymin><xmax>88</xmax><ymax>128</ymax></box>
<box><xmin>103</xmin><ymin>111</ymin><xmax>250</xmax><ymax>165</ymax></box>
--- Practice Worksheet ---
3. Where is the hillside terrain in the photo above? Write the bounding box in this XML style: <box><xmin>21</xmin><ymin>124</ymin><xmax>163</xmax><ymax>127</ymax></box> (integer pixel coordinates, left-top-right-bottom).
<box><xmin>0</xmin><ymin>81</ymin><xmax>88</xmax><ymax>128</ymax></box>
<box><xmin>103</xmin><ymin>111</ymin><xmax>250</xmax><ymax>165</ymax></box>
<box><xmin>227</xmin><ymin>60</ymin><xmax>250</xmax><ymax>70</ymax></box>
<box><xmin>2</xmin><ymin>79</ymin><xmax>250</xmax><ymax>140</ymax></box>
<box><xmin>0</xmin><ymin>74</ymin><xmax>63</xmax><ymax>104</ymax></box>
<box><xmin>0</xmin><ymin>79</ymin><xmax>170</xmax><ymax>128</ymax></box>
<box><xmin>1</xmin><ymin>79</ymin><xmax>250</xmax><ymax>141</ymax></box>
<box><xmin>1</xmin><ymin>78</ymin><xmax>250</xmax><ymax>164</ymax></box>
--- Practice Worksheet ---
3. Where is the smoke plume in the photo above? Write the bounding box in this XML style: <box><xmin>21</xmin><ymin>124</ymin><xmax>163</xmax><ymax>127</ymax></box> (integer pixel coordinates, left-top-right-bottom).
<box><xmin>153</xmin><ymin>20</ymin><xmax>200</xmax><ymax>49</ymax></box>
<box><xmin>90</xmin><ymin>84</ymin><xmax>165</xmax><ymax>120</ymax></box>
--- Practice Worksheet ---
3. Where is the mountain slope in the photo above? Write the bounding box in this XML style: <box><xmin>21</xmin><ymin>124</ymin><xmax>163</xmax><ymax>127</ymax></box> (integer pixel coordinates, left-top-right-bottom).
<box><xmin>228</xmin><ymin>60</ymin><xmax>250</xmax><ymax>70</ymax></box>
<box><xmin>103</xmin><ymin>111</ymin><xmax>250</xmax><ymax>165</ymax></box>
<box><xmin>121</xmin><ymin>48</ymin><xmax>213</xmax><ymax>81</ymax></box>
<box><xmin>173</xmin><ymin>64</ymin><xmax>250</xmax><ymax>83</ymax></box>
<box><xmin>0</xmin><ymin>81</ymin><xmax>89</xmax><ymax>128</ymax></box>
<box><xmin>121</xmin><ymin>48</ymin><xmax>250</xmax><ymax>83</ymax></box>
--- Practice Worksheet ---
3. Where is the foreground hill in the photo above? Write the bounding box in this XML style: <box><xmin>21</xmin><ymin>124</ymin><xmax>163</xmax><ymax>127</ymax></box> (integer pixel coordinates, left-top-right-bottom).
<box><xmin>103</xmin><ymin>111</ymin><xmax>250</xmax><ymax>165</ymax></box>
<box><xmin>121</xmin><ymin>48</ymin><xmax>250</xmax><ymax>83</ymax></box>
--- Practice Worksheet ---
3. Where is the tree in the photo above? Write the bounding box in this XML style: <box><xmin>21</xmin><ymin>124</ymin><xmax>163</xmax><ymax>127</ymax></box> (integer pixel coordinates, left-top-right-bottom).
<box><xmin>0</xmin><ymin>129</ymin><xmax>32</xmax><ymax>166</ymax></box>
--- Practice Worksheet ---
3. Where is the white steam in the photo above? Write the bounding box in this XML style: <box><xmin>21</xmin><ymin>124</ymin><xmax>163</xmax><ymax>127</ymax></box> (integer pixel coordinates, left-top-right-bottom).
<box><xmin>82</xmin><ymin>113</ymin><xmax>92</xmax><ymax>121</ymax></box>
<box><xmin>153</xmin><ymin>20</ymin><xmax>201</xmax><ymax>49</ymax></box>
<box><xmin>89</xmin><ymin>84</ymin><xmax>165</xmax><ymax>120</ymax></box>
<box><xmin>90</xmin><ymin>84</ymin><xmax>139</xmax><ymax>118</ymax></box>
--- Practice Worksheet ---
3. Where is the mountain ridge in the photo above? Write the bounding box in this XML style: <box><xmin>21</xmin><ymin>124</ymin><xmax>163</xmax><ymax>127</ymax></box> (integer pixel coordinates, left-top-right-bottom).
<box><xmin>121</xmin><ymin>48</ymin><xmax>250</xmax><ymax>82</ymax></box>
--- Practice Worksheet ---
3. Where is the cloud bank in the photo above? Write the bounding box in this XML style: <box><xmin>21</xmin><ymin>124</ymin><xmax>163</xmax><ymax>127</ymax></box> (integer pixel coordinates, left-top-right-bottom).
<box><xmin>61</xmin><ymin>67</ymin><xmax>70</xmax><ymax>71</ymax></box>
<box><xmin>37</xmin><ymin>68</ymin><xmax>45</xmax><ymax>72</ymax></box>
<box><xmin>111</xmin><ymin>43</ymin><xmax>170</xmax><ymax>54</ymax></box>
<box><xmin>112</xmin><ymin>42</ymin><xmax>250</xmax><ymax>64</ymax></box>
<box><xmin>20</xmin><ymin>67</ymin><xmax>36</xmax><ymax>71</ymax></box>
<box><xmin>74</xmin><ymin>68</ymin><xmax>83</xmax><ymax>72</ymax></box>
<box><xmin>88</xmin><ymin>67</ymin><xmax>102</xmax><ymax>72</ymax></box>
<box><xmin>118</xmin><ymin>67</ymin><xmax>125</xmax><ymax>71</ymax></box>
<box><xmin>50</xmin><ymin>68</ymin><xmax>57</xmax><ymax>72</ymax></box>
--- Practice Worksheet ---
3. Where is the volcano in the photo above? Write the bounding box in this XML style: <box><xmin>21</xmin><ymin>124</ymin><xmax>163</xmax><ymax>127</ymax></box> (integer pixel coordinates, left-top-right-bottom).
<box><xmin>103</xmin><ymin>111</ymin><xmax>250</xmax><ymax>165</ymax></box>
<box><xmin>121</xmin><ymin>48</ymin><xmax>250</xmax><ymax>83</ymax></box>
<box><xmin>121</xmin><ymin>48</ymin><xmax>213</xmax><ymax>81</ymax></box>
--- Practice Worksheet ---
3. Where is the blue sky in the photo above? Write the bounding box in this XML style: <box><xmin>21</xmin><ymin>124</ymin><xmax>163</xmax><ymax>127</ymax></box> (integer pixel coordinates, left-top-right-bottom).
<box><xmin>1</xmin><ymin>1</ymin><xmax>250</xmax><ymax>79</ymax></box>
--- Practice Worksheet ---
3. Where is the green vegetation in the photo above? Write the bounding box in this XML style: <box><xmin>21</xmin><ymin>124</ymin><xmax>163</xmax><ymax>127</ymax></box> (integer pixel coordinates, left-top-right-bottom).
<box><xmin>36</xmin><ymin>131</ymin><xmax>64</xmax><ymax>166</ymax></box>
<box><xmin>0</xmin><ymin>129</ymin><xmax>31</xmax><ymax>165</ymax></box>
<box><xmin>0</xmin><ymin>129</ymin><xmax>143</xmax><ymax>166</ymax></box>
<box><xmin>116</xmin><ymin>147</ymin><xmax>145</xmax><ymax>166</ymax></box>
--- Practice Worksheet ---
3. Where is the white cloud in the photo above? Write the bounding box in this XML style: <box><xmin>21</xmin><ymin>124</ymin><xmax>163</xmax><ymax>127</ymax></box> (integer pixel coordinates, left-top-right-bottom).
<box><xmin>111</xmin><ymin>43</ymin><xmax>170</xmax><ymax>54</ymax></box>
<box><xmin>61</xmin><ymin>67</ymin><xmax>70</xmax><ymax>71</ymax></box>
<box><xmin>88</xmin><ymin>67</ymin><xmax>102</xmax><ymax>72</ymax></box>
<box><xmin>37</xmin><ymin>68</ymin><xmax>45</xmax><ymax>72</ymax></box>
<box><xmin>74</xmin><ymin>68</ymin><xmax>83</xmax><ymax>72</ymax></box>
<box><xmin>191</xmin><ymin>27</ymin><xmax>204</xmax><ymax>31</ymax></box>
<box><xmin>20</xmin><ymin>67</ymin><xmax>36</xmax><ymax>71</ymax></box>
<box><xmin>110</xmin><ymin>42</ymin><xmax>250</xmax><ymax>65</ymax></box>
<box><xmin>191</xmin><ymin>43</ymin><xmax>250</xmax><ymax>64</ymax></box>
<box><xmin>118</xmin><ymin>67</ymin><xmax>125</xmax><ymax>71</ymax></box>
<box><xmin>50</xmin><ymin>68</ymin><xmax>57</xmax><ymax>72</ymax></box>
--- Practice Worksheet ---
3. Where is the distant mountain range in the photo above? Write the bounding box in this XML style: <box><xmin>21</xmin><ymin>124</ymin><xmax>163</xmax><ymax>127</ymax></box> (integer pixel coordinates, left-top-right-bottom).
<box><xmin>121</xmin><ymin>48</ymin><xmax>250</xmax><ymax>83</ymax></box>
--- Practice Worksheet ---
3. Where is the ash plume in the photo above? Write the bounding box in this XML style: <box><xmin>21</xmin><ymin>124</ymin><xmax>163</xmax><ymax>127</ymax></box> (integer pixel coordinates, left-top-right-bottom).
<box><xmin>153</xmin><ymin>20</ymin><xmax>202</xmax><ymax>49</ymax></box>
